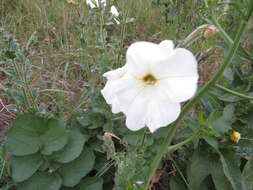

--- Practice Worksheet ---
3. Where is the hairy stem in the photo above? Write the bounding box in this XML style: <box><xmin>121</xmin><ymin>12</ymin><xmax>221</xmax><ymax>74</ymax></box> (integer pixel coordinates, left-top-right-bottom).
<box><xmin>167</xmin><ymin>134</ymin><xmax>198</xmax><ymax>153</ymax></box>
<box><xmin>215</xmin><ymin>84</ymin><xmax>253</xmax><ymax>100</ymax></box>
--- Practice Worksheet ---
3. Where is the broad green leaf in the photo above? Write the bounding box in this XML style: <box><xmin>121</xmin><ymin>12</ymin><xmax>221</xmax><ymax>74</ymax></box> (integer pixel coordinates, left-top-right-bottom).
<box><xmin>242</xmin><ymin>159</ymin><xmax>253</xmax><ymax>190</ymax></box>
<box><xmin>59</xmin><ymin>149</ymin><xmax>95</xmax><ymax>187</ymax></box>
<box><xmin>53</xmin><ymin>130</ymin><xmax>87</xmax><ymax>163</ymax></box>
<box><xmin>207</xmin><ymin>111</ymin><xmax>223</xmax><ymax>126</ymax></box>
<box><xmin>123</xmin><ymin>130</ymin><xmax>144</xmax><ymax>146</ymax></box>
<box><xmin>203</xmin><ymin>136</ymin><xmax>219</xmax><ymax>149</ymax></box>
<box><xmin>18</xmin><ymin>172</ymin><xmax>62</xmax><ymax>190</ymax></box>
<box><xmin>6</xmin><ymin>113</ymin><xmax>68</xmax><ymax>156</ymax></box>
<box><xmin>213</xmin><ymin>104</ymin><xmax>234</xmax><ymax>133</ymax></box>
<box><xmin>169</xmin><ymin>175</ymin><xmax>187</xmax><ymax>190</ymax></box>
<box><xmin>210</xmin><ymin>158</ymin><xmax>231</xmax><ymax>190</ymax></box>
<box><xmin>236</xmin><ymin>139</ymin><xmax>253</xmax><ymax>157</ymax></box>
<box><xmin>40</xmin><ymin>119</ymin><xmax>68</xmax><ymax>155</ymax></box>
<box><xmin>236</xmin><ymin>124</ymin><xmax>253</xmax><ymax>157</ymax></box>
<box><xmin>6</xmin><ymin>114</ymin><xmax>47</xmax><ymax>156</ymax></box>
<box><xmin>223</xmin><ymin>104</ymin><xmax>235</xmax><ymax>120</ymax></box>
<box><xmin>77</xmin><ymin>177</ymin><xmax>103</xmax><ymax>190</ymax></box>
<box><xmin>188</xmin><ymin>149</ymin><xmax>211</xmax><ymax>190</ymax></box>
<box><xmin>219</xmin><ymin>150</ymin><xmax>243</xmax><ymax>190</ymax></box>
<box><xmin>11</xmin><ymin>153</ymin><xmax>43</xmax><ymax>182</ymax></box>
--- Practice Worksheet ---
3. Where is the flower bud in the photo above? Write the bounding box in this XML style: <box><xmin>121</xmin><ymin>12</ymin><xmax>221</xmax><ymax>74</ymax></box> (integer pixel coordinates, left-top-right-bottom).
<box><xmin>181</xmin><ymin>24</ymin><xmax>219</xmax><ymax>47</ymax></box>
<box><xmin>203</xmin><ymin>24</ymin><xmax>219</xmax><ymax>38</ymax></box>
<box><xmin>230</xmin><ymin>130</ymin><xmax>241</xmax><ymax>143</ymax></box>
<box><xmin>67</xmin><ymin>0</ymin><xmax>78</xmax><ymax>5</ymax></box>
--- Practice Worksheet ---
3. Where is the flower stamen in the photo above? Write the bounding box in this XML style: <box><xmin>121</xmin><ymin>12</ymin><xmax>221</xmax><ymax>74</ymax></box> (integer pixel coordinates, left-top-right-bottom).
<box><xmin>141</xmin><ymin>73</ymin><xmax>157</xmax><ymax>85</ymax></box>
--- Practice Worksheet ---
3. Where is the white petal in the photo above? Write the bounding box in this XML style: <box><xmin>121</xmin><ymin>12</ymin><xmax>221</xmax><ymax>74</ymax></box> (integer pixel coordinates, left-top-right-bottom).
<box><xmin>158</xmin><ymin>76</ymin><xmax>198</xmax><ymax>102</ymax></box>
<box><xmin>145</xmin><ymin>90</ymin><xmax>181</xmax><ymax>132</ymax></box>
<box><xmin>86</xmin><ymin>0</ymin><xmax>97</xmax><ymax>8</ymax></box>
<box><xmin>101</xmin><ymin>81</ymin><xmax>121</xmax><ymax>113</ymax></box>
<box><xmin>103</xmin><ymin>66</ymin><xmax>127</xmax><ymax>80</ymax></box>
<box><xmin>151</xmin><ymin>48</ymin><xmax>198</xmax><ymax>79</ymax></box>
<box><xmin>110</xmin><ymin>5</ymin><xmax>119</xmax><ymax>17</ymax></box>
<box><xmin>100</xmin><ymin>0</ymin><xmax>106</xmax><ymax>7</ymax></box>
<box><xmin>125</xmin><ymin>87</ymin><xmax>153</xmax><ymax>131</ymax></box>
<box><xmin>114</xmin><ymin>18</ymin><xmax>120</xmax><ymax>25</ymax></box>
<box><xmin>158</xmin><ymin>40</ymin><xmax>174</xmax><ymax>55</ymax></box>
<box><xmin>114</xmin><ymin>74</ymin><xmax>144</xmax><ymax>113</ymax></box>
<box><xmin>126</xmin><ymin>41</ymin><xmax>166</xmax><ymax>78</ymax></box>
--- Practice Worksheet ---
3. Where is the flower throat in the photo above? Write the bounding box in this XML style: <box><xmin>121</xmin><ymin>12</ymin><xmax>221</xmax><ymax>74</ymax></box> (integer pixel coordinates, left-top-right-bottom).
<box><xmin>142</xmin><ymin>73</ymin><xmax>157</xmax><ymax>85</ymax></box>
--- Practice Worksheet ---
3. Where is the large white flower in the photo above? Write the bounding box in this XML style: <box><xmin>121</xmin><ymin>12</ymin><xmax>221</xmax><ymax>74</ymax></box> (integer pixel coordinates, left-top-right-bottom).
<box><xmin>86</xmin><ymin>0</ymin><xmax>106</xmax><ymax>8</ymax></box>
<box><xmin>101</xmin><ymin>40</ymin><xmax>198</xmax><ymax>132</ymax></box>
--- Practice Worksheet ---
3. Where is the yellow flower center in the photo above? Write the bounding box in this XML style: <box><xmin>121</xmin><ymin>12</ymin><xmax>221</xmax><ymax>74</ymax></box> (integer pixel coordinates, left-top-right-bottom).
<box><xmin>141</xmin><ymin>73</ymin><xmax>157</xmax><ymax>85</ymax></box>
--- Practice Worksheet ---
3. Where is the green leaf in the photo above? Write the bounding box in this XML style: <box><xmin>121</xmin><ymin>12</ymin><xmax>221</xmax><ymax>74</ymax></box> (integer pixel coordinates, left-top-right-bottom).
<box><xmin>223</xmin><ymin>104</ymin><xmax>235</xmax><ymax>120</ymax></box>
<box><xmin>207</xmin><ymin>111</ymin><xmax>223</xmax><ymax>126</ymax></box>
<box><xmin>6</xmin><ymin>114</ymin><xmax>68</xmax><ymax>156</ymax></box>
<box><xmin>6</xmin><ymin>114</ymin><xmax>47</xmax><ymax>156</ymax></box>
<box><xmin>200</xmin><ymin>93</ymin><xmax>222</xmax><ymax>112</ymax></box>
<box><xmin>219</xmin><ymin>150</ymin><xmax>243</xmax><ymax>190</ymax></box>
<box><xmin>240</xmin><ymin>110</ymin><xmax>253</xmax><ymax>125</ymax></box>
<box><xmin>18</xmin><ymin>172</ymin><xmax>62</xmax><ymax>190</ymax></box>
<box><xmin>58</xmin><ymin>149</ymin><xmax>95</xmax><ymax>187</ymax></box>
<box><xmin>4</xmin><ymin>50</ymin><xmax>16</xmax><ymax>59</ymax></box>
<box><xmin>188</xmin><ymin>149</ymin><xmax>211</xmax><ymax>190</ymax></box>
<box><xmin>210</xmin><ymin>158</ymin><xmax>231</xmax><ymax>190</ymax></box>
<box><xmin>76</xmin><ymin>177</ymin><xmax>103</xmax><ymax>190</ymax></box>
<box><xmin>7</xmin><ymin>89</ymin><xmax>25</xmax><ymax>105</ymax></box>
<box><xmin>169</xmin><ymin>175</ymin><xmax>187</xmax><ymax>190</ymax></box>
<box><xmin>53</xmin><ymin>130</ymin><xmax>87</xmax><ymax>163</ymax></box>
<box><xmin>217</xmin><ymin>93</ymin><xmax>243</xmax><ymax>102</ymax></box>
<box><xmin>11</xmin><ymin>153</ymin><xmax>43</xmax><ymax>182</ymax></box>
<box><xmin>40</xmin><ymin>119</ymin><xmax>68</xmax><ymax>155</ymax></box>
<box><xmin>213</xmin><ymin>104</ymin><xmax>234</xmax><ymax>134</ymax></box>
<box><xmin>203</xmin><ymin>136</ymin><xmax>219</xmax><ymax>150</ymax></box>
<box><xmin>242</xmin><ymin>159</ymin><xmax>253</xmax><ymax>190</ymax></box>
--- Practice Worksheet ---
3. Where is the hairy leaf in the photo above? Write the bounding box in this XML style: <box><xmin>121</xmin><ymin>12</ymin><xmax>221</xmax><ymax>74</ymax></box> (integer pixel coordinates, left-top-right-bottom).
<box><xmin>18</xmin><ymin>172</ymin><xmax>62</xmax><ymax>190</ymax></box>
<box><xmin>11</xmin><ymin>153</ymin><xmax>43</xmax><ymax>182</ymax></box>
<box><xmin>6</xmin><ymin>113</ymin><xmax>68</xmax><ymax>156</ymax></box>
<box><xmin>59</xmin><ymin>149</ymin><xmax>95</xmax><ymax>187</ymax></box>
<box><xmin>53</xmin><ymin>130</ymin><xmax>87</xmax><ymax>163</ymax></box>
<box><xmin>76</xmin><ymin>177</ymin><xmax>103</xmax><ymax>190</ymax></box>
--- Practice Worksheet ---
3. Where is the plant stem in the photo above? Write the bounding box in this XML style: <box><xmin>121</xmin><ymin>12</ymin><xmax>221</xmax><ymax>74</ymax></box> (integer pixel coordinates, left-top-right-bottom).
<box><xmin>12</xmin><ymin>61</ymin><xmax>32</xmax><ymax>108</ymax></box>
<box><xmin>215</xmin><ymin>84</ymin><xmax>253</xmax><ymax>100</ymax></box>
<box><xmin>145</xmin><ymin>7</ymin><xmax>253</xmax><ymax>189</ymax></box>
<box><xmin>169</xmin><ymin>155</ymin><xmax>189</xmax><ymax>187</ymax></box>
<box><xmin>167</xmin><ymin>134</ymin><xmax>198</xmax><ymax>153</ymax></box>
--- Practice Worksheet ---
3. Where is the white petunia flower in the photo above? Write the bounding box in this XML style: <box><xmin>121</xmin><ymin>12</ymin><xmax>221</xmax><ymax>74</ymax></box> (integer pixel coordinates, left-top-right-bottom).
<box><xmin>86</xmin><ymin>0</ymin><xmax>106</xmax><ymax>8</ymax></box>
<box><xmin>110</xmin><ymin>5</ymin><xmax>119</xmax><ymax>17</ymax></box>
<box><xmin>101</xmin><ymin>40</ymin><xmax>198</xmax><ymax>132</ymax></box>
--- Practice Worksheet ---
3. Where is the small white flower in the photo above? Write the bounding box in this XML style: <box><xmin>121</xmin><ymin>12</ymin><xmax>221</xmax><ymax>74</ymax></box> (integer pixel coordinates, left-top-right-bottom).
<box><xmin>86</xmin><ymin>0</ymin><xmax>106</xmax><ymax>8</ymax></box>
<box><xmin>113</xmin><ymin>18</ymin><xmax>120</xmax><ymax>24</ymax></box>
<box><xmin>110</xmin><ymin>5</ymin><xmax>119</xmax><ymax>17</ymax></box>
<box><xmin>110</xmin><ymin>6</ymin><xmax>120</xmax><ymax>24</ymax></box>
<box><xmin>101</xmin><ymin>40</ymin><xmax>198</xmax><ymax>132</ymax></box>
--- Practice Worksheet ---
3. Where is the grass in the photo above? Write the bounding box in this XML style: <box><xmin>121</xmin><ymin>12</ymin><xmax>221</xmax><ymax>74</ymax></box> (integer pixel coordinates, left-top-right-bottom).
<box><xmin>0</xmin><ymin>0</ymin><xmax>213</xmax><ymax>121</ymax></box>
